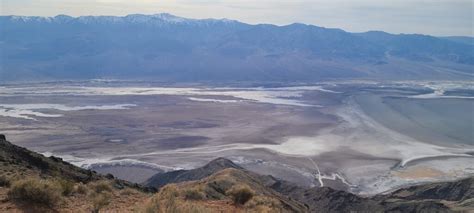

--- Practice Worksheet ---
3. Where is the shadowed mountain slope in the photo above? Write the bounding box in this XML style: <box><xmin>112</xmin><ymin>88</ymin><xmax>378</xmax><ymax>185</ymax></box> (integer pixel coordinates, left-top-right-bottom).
<box><xmin>0</xmin><ymin>134</ymin><xmax>155</xmax><ymax>212</ymax></box>
<box><xmin>0</xmin><ymin>134</ymin><xmax>100</xmax><ymax>183</ymax></box>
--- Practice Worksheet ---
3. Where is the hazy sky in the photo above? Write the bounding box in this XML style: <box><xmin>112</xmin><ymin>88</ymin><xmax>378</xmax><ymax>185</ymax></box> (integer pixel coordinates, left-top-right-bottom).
<box><xmin>1</xmin><ymin>0</ymin><xmax>472</xmax><ymax>36</ymax></box>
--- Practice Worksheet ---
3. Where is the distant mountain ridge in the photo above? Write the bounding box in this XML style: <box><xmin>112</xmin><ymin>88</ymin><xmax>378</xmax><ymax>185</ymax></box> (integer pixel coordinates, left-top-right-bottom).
<box><xmin>5</xmin><ymin>13</ymin><xmax>239</xmax><ymax>24</ymax></box>
<box><xmin>442</xmin><ymin>36</ymin><xmax>474</xmax><ymax>45</ymax></box>
<box><xmin>1</xmin><ymin>13</ymin><xmax>473</xmax><ymax>82</ymax></box>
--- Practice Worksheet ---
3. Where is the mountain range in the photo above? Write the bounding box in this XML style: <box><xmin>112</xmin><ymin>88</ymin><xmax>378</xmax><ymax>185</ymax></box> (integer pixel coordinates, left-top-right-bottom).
<box><xmin>1</xmin><ymin>13</ymin><xmax>473</xmax><ymax>82</ymax></box>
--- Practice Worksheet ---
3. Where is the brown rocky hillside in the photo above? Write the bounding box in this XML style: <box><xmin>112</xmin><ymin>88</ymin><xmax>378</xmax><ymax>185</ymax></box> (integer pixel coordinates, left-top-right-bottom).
<box><xmin>1</xmin><ymin>134</ymin><xmax>473</xmax><ymax>212</ymax></box>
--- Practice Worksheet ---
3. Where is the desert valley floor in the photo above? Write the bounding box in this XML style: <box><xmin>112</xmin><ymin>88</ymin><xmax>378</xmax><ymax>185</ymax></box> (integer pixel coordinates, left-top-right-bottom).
<box><xmin>0</xmin><ymin>80</ymin><xmax>473</xmax><ymax>195</ymax></box>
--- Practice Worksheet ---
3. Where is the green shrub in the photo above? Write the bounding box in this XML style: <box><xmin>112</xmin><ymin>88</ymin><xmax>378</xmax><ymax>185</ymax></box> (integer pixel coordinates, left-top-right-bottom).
<box><xmin>226</xmin><ymin>184</ymin><xmax>255</xmax><ymax>205</ymax></box>
<box><xmin>8</xmin><ymin>178</ymin><xmax>62</xmax><ymax>207</ymax></box>
<box><xmin>183</xmin><ymin>188</ymin><xmax>205</xmax><ymax>200</ymax></box>
<box><xmin>0</xmin><ymin>176</ymin><xmax>10</xmax><ymax>187</ymax></box>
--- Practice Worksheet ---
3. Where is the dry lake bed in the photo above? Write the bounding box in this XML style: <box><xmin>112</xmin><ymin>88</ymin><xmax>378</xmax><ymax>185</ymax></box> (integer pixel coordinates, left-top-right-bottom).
<box><xmin>0</xmin><ymin>80</ymin><xmax>473</xmax><ymax>195</ymax></box>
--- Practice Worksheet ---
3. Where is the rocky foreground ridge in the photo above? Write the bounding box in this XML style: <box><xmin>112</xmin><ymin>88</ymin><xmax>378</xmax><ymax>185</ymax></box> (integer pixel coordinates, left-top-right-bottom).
<box><xmin>0</xmin><ymin>134</ymin><xmax>472</xmax><ymax>212</ymax></box>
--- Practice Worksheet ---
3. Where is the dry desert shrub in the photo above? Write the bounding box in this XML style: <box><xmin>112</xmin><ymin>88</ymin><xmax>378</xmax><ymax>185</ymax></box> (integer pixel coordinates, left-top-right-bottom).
<box><xmin>143</xmin><ymin>184</ymin><xmax>180</xmax><ymax>213</ymax></box>
<box><xmin>143</xmin><ymin>196</ymin><xmax>162</xmax><ymax>213</ymax></box>
<box><xmin>142</xmin><ymin>195</ymin><xmax>211</xmax><ymax>213</ymax></box>
<box><xmin>226</xmin><ymin>184</ymin><xmax>255</xmax><ymax>205</ymax></box>
<box><xmin>75</xmin><ymin>183</ymin><xmax>88</xmax><ymax>194</ymax></box>
<box><xmin>119</xmin><ymin>187</ymin><xmax>137</xmax><ymax>196</ymax></box>
<box><xmin>8</xmin><ymin>178</ymin><xmax>62</xmax><ymax>207</ymax></box>
<box><xmin>0</xmin><ymin>175</ymin><xmax>11</xmax><ymax>187</ymax></box>
<box><xmin>162</xmin><ymin>184</ymin><xmax>182</xmax><ymax>209</ymax></box>
<box><xmin>91</xmin><ymin>180</ymin><xmax>112</xmax><ymax>193</ymax></box>
<box><xmin>245</xmin><ymin>195</ymin><xmax>281</xmax><ymax>212</ymax></box>
<box><xmin>57</xmin><ymin>178</ymin><xmax>75</xmax><ymax>196</ymax></box>
<box><xmin>90</xmin><ymin>191</ymin><xmax>112</xmax><ymax>213</ymax></box>
<box><xmin>183</xmin><ymin>188</ymin><xmax>205</xmax><ymax>200</ymax></box>
<box><xmin>177</xmin><ymin>202</ymin><xmax>211</xmax><ymax>213</ymax></box>
<box><xmin>204</xmin><ymin>177</ymin><xmax>234</xmax><ymax>199</ymax></box>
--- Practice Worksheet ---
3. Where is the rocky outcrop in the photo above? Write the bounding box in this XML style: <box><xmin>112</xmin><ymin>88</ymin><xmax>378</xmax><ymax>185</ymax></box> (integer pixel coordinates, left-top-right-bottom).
<box><xmin>386</xmin><ymin>178</ymin><xmax>473</xmax><ymax>201</ymax></box>
<box><xmin>145</xmin><ymin>157</ymin><xmax>474</xmax><ymax>212</ymax></box>
<box><xmin>144</xmin><ymin>157</ymin><xmax>242</xmax><ymax>188</ymax></box>
<box><xmin>202</xmin><ymin>168</ymin><xmax>308</xmax><ymax>212</ymax></box>
<box><xmin>0</xmin><ymin>135</ymin><xmax>152</xmax><ymax>192</ymax></box>
<box><xmin>2</xmin><ymin>134</ymin><xmax>472</xmax><ymax>212</ymax></box>
<box><xmin>0</xmin><ymin>134</ymin><xmax>98</xmax><ymax>182</ymax></box>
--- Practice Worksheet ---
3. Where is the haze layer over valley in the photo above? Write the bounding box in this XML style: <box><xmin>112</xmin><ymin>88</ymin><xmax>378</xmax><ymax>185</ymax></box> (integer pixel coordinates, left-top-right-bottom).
<box><xmin>1</xmin><ymin>81</ymin><xmax>472</xmax><ymax>195</ymax></box>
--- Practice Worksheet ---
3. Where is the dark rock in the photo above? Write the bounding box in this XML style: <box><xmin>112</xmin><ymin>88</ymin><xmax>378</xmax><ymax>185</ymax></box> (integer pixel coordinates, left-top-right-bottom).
<box><xmin>113</xmin><ymin>182</ymin><xmax>125</xmax><ymax>190</ymax></box>
<box><xmin>383</xmin><ymin>200</ymin><xmax>451</xmax><ymax>213</ymax></box>
<box><xmin>49</xmin><ymin>156</ymin><xmax>63</xmax><ymax>162</ymax></box>
<box><xmin>144</xmin><ymin>187</ymin><xmax>158</xmax><ymax>193</ymax></box>
<box><xmin>0</xmin><ymin>134</ymin><xmax>6</xmax><ymax>141</ymax></box>
<box><xmin>386</xmin><ymin>177</ymin><xmax>474</xmax><ymax>201</ymax></box>
<box><xmin>105</xmin><ymin>173</ymin><xmax>115</xmax><ymax>179</ymax></box>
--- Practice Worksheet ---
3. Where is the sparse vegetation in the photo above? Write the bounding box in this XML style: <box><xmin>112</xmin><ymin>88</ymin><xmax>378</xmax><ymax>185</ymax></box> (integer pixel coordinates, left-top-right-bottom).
<box><xmin>57</xmin><ymin>178</ymin><xmax>75</xmax><ymax>196</ymax></box>
<box><xmin>3</xmin><ymin>135</ymin><xmax>242</xmax><ymax>212</ymax></box>
<box><xmin>204</xmin><ymin>177</ymin><xmax>234</xmax><ymax>199</ymax></box>
<box><xmin>162</xmin><ymin>185</ymin><xmax>180</xmax><ymax>213</ymax></box>
<box><xmin>120</xmin><ymin>187</ymin><xmax>137</xmax><ymax>196</ymax></box>
<box><xmin>160</xmin><ymin>184</ymin><xmax>180</xmax><ymax>198</ymax></box>
<box><xmin>143</xmin><ymin>197</ymin><xmax>162</xmax><ymax>213</ymax></box>
<box><xmin>174</xmin><ymin>203</ymin><xmax>211</xmax><ymax>213</ymax></box>
<box><xmin>92</xmin><ymin>180</ymin><xmax>112</xmax><ymax>193</ymax></box>
<box><xmin>8</xmin><ymin>178</ymin><xmax>62</xmax><ymax>207</ymax></box>
<box><xmin>142</xmin><ymin>193</ymin><xmax>211</xmax><ymax>213</ymax></box>
<box><xmin>75</xmin><ymin>183</ymin><xmax>88</xmax><ymax>194</ymax></box>
<box><xmin>142</xmin><ymin>184</ymin><xmax>211</xmax><ymax>213</ymax></box>
<box><xmin>246</xmin><ymin>195</ymin><xmax>281</xmax><ymax>212</ymax></box>
<box><xmin>226</xmin><ymin>184</ymin><xmax>255</xmax><ymax>205</ymax></box>
<box><xmin>1</xmin><ymin>130</ymin><xmax>469</xmax><ymax>213</ymax></box>
<box><xmin>183</xmin><ymin>188</ymin><xmax>205</xmax><ymax>200</ymax></box>
<box><xmin>90</xmin><ymin>191</ymin><xmax>112</xmax><ymax>213</ymax></box>
<box><xmin>253</xmin><ymin>205</ymin><xmax>276</xmax><ymax>213</ymax></box>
